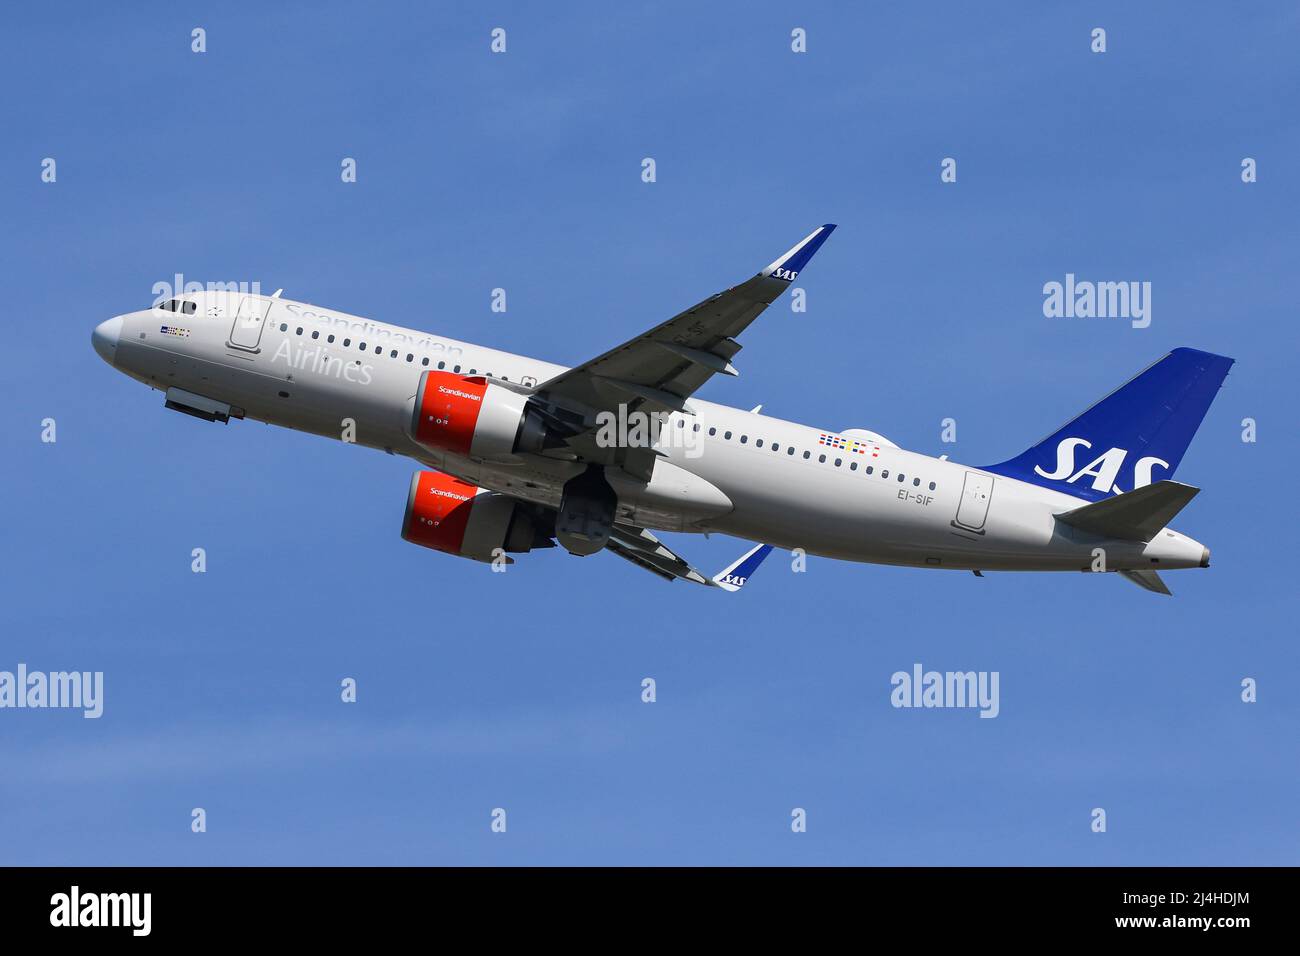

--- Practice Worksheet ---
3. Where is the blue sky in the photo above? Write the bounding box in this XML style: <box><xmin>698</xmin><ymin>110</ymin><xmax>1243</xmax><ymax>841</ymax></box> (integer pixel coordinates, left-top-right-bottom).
<box><xmin>1</xmin><ymin>1</ymin><xmax>1296</xmax><ymax>864</ymax></box>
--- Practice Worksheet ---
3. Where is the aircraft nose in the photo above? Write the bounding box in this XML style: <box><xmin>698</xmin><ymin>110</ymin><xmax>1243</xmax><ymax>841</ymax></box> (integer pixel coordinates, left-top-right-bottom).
<box><xmin>1200</xmin><ymin>546</ymin><xmax>1211</xmax><ymax>568</ymax></box>
<box><xmin>92</xmin><ymin>316</ymin><xmax>122</xmax><ymax>366</ymax></box>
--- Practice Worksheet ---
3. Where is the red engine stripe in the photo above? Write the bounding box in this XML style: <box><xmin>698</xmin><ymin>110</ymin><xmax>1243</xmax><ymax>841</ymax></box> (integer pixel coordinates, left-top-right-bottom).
<box><xmin>415</xmin><ymin>372</ymin><xmax>488</xmax><ymax>456</ymax></box>
<box><xmin>404</xmin><ymin>471</ymin><xmax>480</xmax><ymax>554</ymax></box>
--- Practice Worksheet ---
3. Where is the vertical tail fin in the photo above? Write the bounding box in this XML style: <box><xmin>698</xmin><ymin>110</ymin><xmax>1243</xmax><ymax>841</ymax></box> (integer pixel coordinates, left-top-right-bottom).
<box><xmin>982</xmin><ymin>348</ymin><xmax>1234</xmax><ymax>501</ymax></box>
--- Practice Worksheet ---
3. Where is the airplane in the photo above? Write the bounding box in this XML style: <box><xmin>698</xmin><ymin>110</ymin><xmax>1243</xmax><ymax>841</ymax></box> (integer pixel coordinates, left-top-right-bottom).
<box><xmin>91</xmin><ymin>224</ymin><xmax>1234</xmax><ymax>595</ymax></box>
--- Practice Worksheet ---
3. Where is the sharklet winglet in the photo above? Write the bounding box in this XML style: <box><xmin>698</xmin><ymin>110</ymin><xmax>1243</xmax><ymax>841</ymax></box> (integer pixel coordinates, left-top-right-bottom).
<box><xmin>761</xmin><ymin>224</ymin><xmax>837</xmax><ymax>282</ymax></box>
<box><xmin>711</xmin><ymin>543</ymin><xmax>774</xmax><ymax>592</ymax></box>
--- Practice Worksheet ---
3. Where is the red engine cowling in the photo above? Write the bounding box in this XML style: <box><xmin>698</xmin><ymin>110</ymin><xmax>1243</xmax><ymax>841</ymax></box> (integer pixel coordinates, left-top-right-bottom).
<box><xmin>410</xmin><ymin>371</ymin><xmax>531</xmax><ymax>460</ymax></box>
<box><xmin>401</xmin><ymin>470</ymin><xmax>551</xmax><ymax>562</ymax></box>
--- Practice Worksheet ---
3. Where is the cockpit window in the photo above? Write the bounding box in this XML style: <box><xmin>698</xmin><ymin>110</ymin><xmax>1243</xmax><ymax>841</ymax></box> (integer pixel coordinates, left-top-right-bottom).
<box><xmin>158</xmin><ymin>299</ymin><xmax>197</xmax><ymax>315</ymax></box>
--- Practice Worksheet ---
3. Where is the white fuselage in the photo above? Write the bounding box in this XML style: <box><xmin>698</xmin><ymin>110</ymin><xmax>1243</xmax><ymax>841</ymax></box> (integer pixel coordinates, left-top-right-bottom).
<box><xmin>94</xmin><ymin>292</ymin><xmax>1209</xmax><ymax>574</ymax></box>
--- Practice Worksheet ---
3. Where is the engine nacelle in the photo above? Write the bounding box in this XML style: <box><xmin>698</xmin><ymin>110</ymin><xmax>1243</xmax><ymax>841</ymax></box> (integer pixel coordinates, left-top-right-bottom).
<box><xmin>410</xmin><ymin>370</ymin><xmax>535</xmax><ymax>460</ymax></box>
<box><xmin>401</xmin><ymin>470</ymin><xmax>552</xmax><ymax>562</ymax></box>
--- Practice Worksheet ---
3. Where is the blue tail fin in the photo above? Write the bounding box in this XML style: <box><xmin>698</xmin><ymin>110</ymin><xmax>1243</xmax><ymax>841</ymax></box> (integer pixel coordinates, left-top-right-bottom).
<box><xmin>982</xmin><ymin>348</ymin><xmax>1234</xmax><ymax>501</ymax></box>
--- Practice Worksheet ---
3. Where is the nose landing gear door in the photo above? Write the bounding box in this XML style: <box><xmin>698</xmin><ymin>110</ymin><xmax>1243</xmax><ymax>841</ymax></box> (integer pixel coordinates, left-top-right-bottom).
<box><xmin>952</xmin><ymin>471</ymin><xmax>994</xmax><ymax>534</ymax></box>
<box><xmin>229</xmin><ymin>297</ymin><xmax>272</xmax><ymax>352</ymax></box>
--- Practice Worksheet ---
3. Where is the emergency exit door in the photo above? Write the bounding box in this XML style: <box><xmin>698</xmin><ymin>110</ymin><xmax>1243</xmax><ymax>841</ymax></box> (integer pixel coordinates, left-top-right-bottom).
<box><xmin>229</xmin><ymin>297</ymin><xmax>272</xmax><ymax>351</ymax></box>
<box><xmin>952</xmin><ymin>471</ymin><xmax>994</xmax><ymax>533</ymax></box>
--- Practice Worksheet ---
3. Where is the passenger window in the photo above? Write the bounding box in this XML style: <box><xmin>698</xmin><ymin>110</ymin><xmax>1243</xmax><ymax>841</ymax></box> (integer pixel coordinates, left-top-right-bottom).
<box><xmin>929</xmin><ymin>481</ymin><xmax>936</xmax><ymax>491</ymax></box>
<box><xmin>913</xmin><ymin>477</ymin><xmax>920</xmax><ymax>486</ymax></box>
<box><xmin>739</xmin><ymin>435</ymin><xmax>747</xmax><ymax>444</ymax></box>
<box><xmin>724</xmin><ymin>431</ymin><xmax>732</xmax><ymax>440</ymax></box>
<box><xmin>709</xmin><ymin>427</ymin><xmax>717</xmax><ymax>436</ymax></box>
<box><xmin>882</xmin><ymin>470</ymin><xmax>889</xmax><ymax>478</ymax></box>
<box><xmin>454</xmin><ymin>365</ymin><xmax>461</xmax><ymax>373</ymax></box>
<box><xmin>438</xmin><ymin>361</ymin><xmax>446</xmax><ymax>369</ymax></box>
<box><xmin>866</xmin><ymin>466</ymin><xmax>874</xmax><ymax>475</ymax></box>
<box><xmin>375</xmin><ymin>345</ymin><xmax>382</xmax><ymax>354</ymax></box>
<box><xmin>390</xmin><ymin>350</ymin><xmax>398</xmax><ymax>358</ymax></box>
<box><xmin>359</xmin><ymin>341</ymin><xmax>367</xmax><ymax>350</ymax></box>
<box><xmin>422</xmin><ymin>357</ymin><xmax>430</xmax><ymax>366</ymax></box>
<box><xmin>327</xmin><ymin>334</ymin><xmax>335</xmax><ymax>343</ymax></box>
<box><xmin>755</xmin><ymin>439</ymin><xmax>763</xmax><ymax>447</ymax></box>
<box><xmin>311</xmin><ymin>331</ymin><xmax>319</xmax><ymax>340</ymax></box>
<box><xmin>343</xmin><ymin>338</ymin><xmax>351</xmax><ymax>347</ymax></box>
<box><xmin>693</xmin><ymin>423</ymin><xmax>700</xmax><ymax>432</ymax></box>
<box><xmin>787</xmin><ymin>447</ymin><xmax>795</xmax><ymax>456</ymax></box>
<box><xmin>296</xmin><ymin>327</ymin><xmax>303</xmax><ymax>335</ymax></box>
<box><xmin>898</xmin><ymin>473</ymin><xmax>905</xmax><ymax>482</ymax></box>
<box><xmin>835</xmin><ymin>458</ymin><xmax>842</xmax><ymax>467</ymax></box>
<box><xmin>406</xmin><ymin>354</ymin><xmax>413</xmax><ymax>362</ymax></box>
<box><xmin>850</xmin><ymin>462</ymin><xmax>858</xmax><ymax>471</ymax></box>
<box><xmin>771</xmin><ymin>443</ymin><xmax>779</xmax><ymax>452</ymax></box>
<box><xmin>803</xmin><ymin>451</ymin><xmax>811</xmax><ymax>459</ymax></box>
<box><xmin>818</xmin><ymin>454</ymin><xmax>826</xmax><ymax>463</ymax></box>
<box><xmin>279</xmin><ymin>323</ymin><xmax>288</xmax><ymax>332</ymax></box>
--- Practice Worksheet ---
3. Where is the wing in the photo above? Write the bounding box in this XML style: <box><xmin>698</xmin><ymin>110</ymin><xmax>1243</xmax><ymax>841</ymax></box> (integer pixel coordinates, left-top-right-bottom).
<box><xmin>607</xmin><ymin>525</ymin><xmax>710</xmax><ymax>584</ymax></box>
<box><xmin>606</xmin><ymin>525</ymin><xmax>774</xmax><ymax>590</ymax></box>
<box><xmin>531</xmin><ymin>225</ymin><xmax>837</xmax><ymax>474</ymax></box>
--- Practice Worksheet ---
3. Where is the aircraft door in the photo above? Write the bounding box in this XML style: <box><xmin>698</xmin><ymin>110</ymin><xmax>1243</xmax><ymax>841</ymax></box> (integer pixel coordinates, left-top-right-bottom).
<box><xmin>952</xmin><ymin>471</ymin><xmax>994</xmax><ymax>533</ymax></box>
<box><xmin>229</xmin><ymin>297</ymin><xmax>273</xmax><ymax>351</ymax></box>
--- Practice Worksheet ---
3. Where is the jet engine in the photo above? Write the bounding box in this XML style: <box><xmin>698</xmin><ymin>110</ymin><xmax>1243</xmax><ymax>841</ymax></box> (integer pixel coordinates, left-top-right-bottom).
<box><xmin>401</xmin><ymin>470</ymin><xmax>553</xmax><ymax>562</ymax></box>
<box><xmin>409</xmin><ymin>370</ymin><xmax>572</xmax><ymax>461</ymax></box>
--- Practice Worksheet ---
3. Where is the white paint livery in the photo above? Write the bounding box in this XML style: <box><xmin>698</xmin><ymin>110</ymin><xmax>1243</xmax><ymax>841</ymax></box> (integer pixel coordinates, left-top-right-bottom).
<box><xmin>92</xmin><ymin>225</ymin><xmax>1231</xmax><ymax>595</ymax></box>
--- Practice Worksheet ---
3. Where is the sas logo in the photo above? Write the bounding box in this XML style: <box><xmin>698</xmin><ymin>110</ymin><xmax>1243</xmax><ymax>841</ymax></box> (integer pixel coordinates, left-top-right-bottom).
<box><xmin>718</xmin><ymin>573</ymin><xmax>749</xmax><ymax>588</ymax></box>
<box><xmin>770</xmin><ymin>267</ymin><xmax>799</xmax><ymax>282</ymax></box>
<box><xmin>1035</xmin><ymin>437</ymin><xmax>1168</xmax><ymax>494</ymax></box>
<box><xmin>159</xmin><ymin>325</ymin><xmax>191</xmax><ymax>338</ymax></box>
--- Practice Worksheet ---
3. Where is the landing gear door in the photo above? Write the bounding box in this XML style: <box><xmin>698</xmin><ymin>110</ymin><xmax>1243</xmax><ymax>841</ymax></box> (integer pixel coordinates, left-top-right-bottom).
<box><xmin>952</xmin><ymin>471</ymin><xmax>994</xmax><ymax>533</ymax></box>
<box><xmin>229</xmin><ymin>296</ymin><xmax>272</xmax><ymax>352</ymax></box>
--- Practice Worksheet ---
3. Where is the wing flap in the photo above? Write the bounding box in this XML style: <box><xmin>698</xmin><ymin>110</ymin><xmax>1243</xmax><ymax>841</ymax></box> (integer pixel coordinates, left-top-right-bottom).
<box><xmin>607</xmin><ymin>526</ymin><xmax>710</xmax><ymax>585</ymax></box>
<box><xmin>605</xmin><ymin>540</ymin><xmax>680</xmax><ymax>582</ymax></box>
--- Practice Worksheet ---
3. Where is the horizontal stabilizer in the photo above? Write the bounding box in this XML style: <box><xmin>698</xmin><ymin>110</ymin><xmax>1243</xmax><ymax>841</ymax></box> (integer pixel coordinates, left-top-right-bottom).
<box><xmin>1119</xmin><ymin>569</ymin><xmax>1173</xmax><ymax>596</ymax></box>
<box><xmin>1056</xmin><ymin>480</ymin><xmax>1200</xmax><ymax>542</ymax></box>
